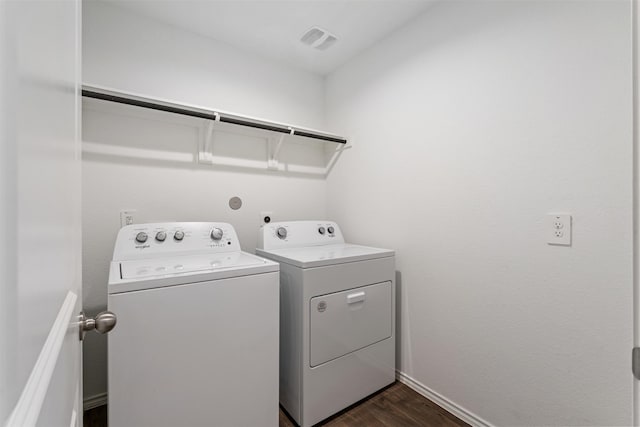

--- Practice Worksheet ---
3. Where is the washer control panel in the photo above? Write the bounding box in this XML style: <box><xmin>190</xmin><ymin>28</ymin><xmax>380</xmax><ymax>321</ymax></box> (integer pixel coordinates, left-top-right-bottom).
<box><xmin>257</xmin><ymin>220</ymin><xmax>345</xmax><ymax>250</ymax></box>
<box><xmin>113</xmin><ymin>222</ymin><xmax>240</xmax><ymax>261</ymax></box>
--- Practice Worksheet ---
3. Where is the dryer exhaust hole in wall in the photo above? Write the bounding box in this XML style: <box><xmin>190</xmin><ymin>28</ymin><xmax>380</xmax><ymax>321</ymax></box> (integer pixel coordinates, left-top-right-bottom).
<box><xmin>229</xmin><ymin>197</ymin><xmax>242</xmax><ymax>210</ymax></box>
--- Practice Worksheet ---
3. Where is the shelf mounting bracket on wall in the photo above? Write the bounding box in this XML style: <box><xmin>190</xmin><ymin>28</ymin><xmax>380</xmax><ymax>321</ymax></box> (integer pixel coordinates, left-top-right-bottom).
<box><xmin>325</xmin><ymin>141</ymin><xmax>352</xmax><ymax>175</ymax></box>
<box><xmin>267</xmin><ymin>131</ymin><xmax>290</xmax><ymax>170</ymax></box>
<box><xmin>198</xmin><ymin>114</ymin><xmax>220</xmax><ymax>164</ymax></box>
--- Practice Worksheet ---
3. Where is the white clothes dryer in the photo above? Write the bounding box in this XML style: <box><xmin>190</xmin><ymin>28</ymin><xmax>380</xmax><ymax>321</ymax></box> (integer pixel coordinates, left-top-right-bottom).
<box><xmin>256</xmin><ymin>220</ymin><xmax>395</xmax><ymax>427</ymax></box>
<box><xmin>108</xmin><ymin>222</ymin><xmax>279</xmax><ymax>427</ymax></box>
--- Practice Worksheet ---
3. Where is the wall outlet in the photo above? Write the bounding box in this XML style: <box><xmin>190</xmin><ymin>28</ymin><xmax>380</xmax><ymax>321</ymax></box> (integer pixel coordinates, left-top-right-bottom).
<box><xmin>260</xmin><ymin>211</ymin><xmax>274</xmax><ymax>224</ymax></box>
<box><xmin>120</xmin><ymin>210</ymin><xmax>136</xmax><ymax>228</ymax></box>
<box><xmin>547</xmin><ymin>213</ymin><xmax>571</xmax><ymax>246</ymax></box>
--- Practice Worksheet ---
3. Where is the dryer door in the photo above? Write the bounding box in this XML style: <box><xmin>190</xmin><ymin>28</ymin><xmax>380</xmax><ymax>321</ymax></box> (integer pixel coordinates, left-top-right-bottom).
<box><xmin>310</xmin><ymin>281</ymin><xmax>392</xmax><ymax>367</ymax></box>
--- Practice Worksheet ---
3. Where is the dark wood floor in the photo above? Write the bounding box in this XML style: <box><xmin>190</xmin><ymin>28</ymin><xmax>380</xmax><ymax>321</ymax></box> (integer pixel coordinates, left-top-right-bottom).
<box><xmin>84</xmin><ymin>382</ymin><xmax>468</xmax><ymax>427</ymax></box>
<box><xmin>84</xmin><ymin>404</ymin><xmax>107</xmax><ymax>427</ymax></box>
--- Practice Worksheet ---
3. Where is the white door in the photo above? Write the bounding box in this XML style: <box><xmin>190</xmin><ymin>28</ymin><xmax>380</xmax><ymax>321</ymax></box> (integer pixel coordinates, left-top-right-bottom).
<box><xmin>1</xmin><ymin>1</ymin><xmax>84</xmax><ymax>426</ymax></box>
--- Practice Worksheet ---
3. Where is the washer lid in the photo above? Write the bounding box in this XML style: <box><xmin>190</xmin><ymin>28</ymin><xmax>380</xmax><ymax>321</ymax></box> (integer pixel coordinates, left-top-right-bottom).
<box><xmin>256</xmin><ymin>243</ymin><xmax>394</xmax><ymax>268</ymax></box>
<box><xmin>109</xmin><ymin>251</ymin><xmax>278</xmax><ymax>294</ymax></box>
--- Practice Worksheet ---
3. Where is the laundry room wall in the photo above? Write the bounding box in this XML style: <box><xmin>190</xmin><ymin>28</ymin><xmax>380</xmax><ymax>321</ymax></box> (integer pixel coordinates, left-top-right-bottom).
<box><xmin>325</xmin><ymin>1</ymin><xmax>633</xmax><ymax>426</ymax></box>
<box><xmin>81</xmin><ymin>1</ymin><xmax>328</xmax><ymax>404</ymax></box>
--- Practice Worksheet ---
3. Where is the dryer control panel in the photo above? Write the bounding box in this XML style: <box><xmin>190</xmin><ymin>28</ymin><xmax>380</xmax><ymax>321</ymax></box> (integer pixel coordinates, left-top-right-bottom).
<box><xmin>257</xmin><ymin>220</ymin><xmax>346</xmax><ymax>250</ymax></box>
<box><xmin>113</xmin><ymin>222</ymin><xmax>240</xmax><ymax>261</ymax></box>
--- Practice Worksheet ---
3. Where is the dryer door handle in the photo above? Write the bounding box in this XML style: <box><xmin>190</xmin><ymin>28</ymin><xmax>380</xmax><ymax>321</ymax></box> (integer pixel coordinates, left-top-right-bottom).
<box><xmin>346</xmin><ymin>291</ymin><xmax>366</xmax><ymax>304</ymax></box>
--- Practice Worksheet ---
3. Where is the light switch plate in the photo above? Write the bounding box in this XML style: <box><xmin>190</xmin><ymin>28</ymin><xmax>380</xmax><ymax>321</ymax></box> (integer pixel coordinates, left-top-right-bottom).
<box><xmin>547</xmin><ymin>213</ymin><xmax>571</xmax><ymax>246</ymax></box>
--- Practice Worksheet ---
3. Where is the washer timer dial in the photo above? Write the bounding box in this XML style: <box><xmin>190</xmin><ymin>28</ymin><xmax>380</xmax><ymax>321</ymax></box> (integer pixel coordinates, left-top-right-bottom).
<box><xmin>210</xmin><ymin>228</ymin><xmax>224</xmax><ymax>240</ymax></box>
<box><xmin>276</xmin><ymin>227</ymin><xmax>287</xmax><ymax>239</ymax></box>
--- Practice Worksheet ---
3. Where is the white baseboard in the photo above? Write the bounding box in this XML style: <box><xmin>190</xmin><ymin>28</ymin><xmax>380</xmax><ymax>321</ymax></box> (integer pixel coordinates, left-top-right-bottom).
<box><xmin>396</xmin><ymin>370</ymin><xmax>494</xmax><ymax>427</ymax></box>
<box><xmin>83</xmin><ymin>392</ymin><xmax>107</xmax><ymax>411</ymax></box>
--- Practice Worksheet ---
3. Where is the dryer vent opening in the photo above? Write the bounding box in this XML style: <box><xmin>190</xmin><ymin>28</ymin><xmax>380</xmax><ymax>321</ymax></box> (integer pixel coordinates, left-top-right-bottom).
<box><xmin>300</xmin><ymin>27</ymin><xmax>339</xmax><ymax>51</ymax></box>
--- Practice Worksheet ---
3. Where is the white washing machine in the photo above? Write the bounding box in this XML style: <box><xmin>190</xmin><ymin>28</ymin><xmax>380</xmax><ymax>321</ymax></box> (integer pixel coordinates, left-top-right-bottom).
<box><xmin>256</xmin><ymin>221</ymin><xmax>395</xmax><ymax>427</ymax></box>
<box><xmin>108</xmin><ymin>222</ymin><xmax>279</xmax><ymax>427</ymax></box>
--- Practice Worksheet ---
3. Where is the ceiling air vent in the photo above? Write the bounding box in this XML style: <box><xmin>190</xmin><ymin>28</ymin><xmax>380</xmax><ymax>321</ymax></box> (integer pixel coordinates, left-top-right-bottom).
<box><xmin>300</xmin><ymin>27</ymin><xmax>338</xmax><ymax>50</ymax></box>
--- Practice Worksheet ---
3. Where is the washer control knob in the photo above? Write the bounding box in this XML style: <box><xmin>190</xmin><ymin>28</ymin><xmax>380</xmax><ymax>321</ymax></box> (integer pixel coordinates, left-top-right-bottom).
<box><xmin>155</xmin><ymin>231</ymin><xmax>167</xmax><ymax>242</ymax></box>
<box><xmin>327</xmin><ymin>226</ymin><xmax>335</xmax><ymax>234</ymax></box>
<box><xmin>135</xmin><ymin>232</ymin><xmax>148</xmax><ymax>243</ymax></box>
<box><xmin>318</xmin><ymin>227</ymin><xmax>326</xmax><ymax>235</ymax></box>
<box><xmin>210</xmin><ymin>228</ymin><xmax>224</xmax><ymax>240</ymax></box>
<box><xmin>276</xmin><ymin>227</ymin><xmax>287</xmax><ymax>239</ymax></box>
<box><xmin>174</xmin><ymin>230</ymin><xmax>185</xmax><ymax>241</ymax></box>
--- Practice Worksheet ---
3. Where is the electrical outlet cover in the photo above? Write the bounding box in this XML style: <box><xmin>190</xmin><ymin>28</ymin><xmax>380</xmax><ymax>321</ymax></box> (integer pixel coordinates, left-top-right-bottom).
<box><xmin>120</xmin><ymin>210</ymin><xmax>136</xmax><ymax>228</ymax></box>
<box><xmin>547</xmin><ymin>213</ymin><xmax>571</xmax><ymax>246</ymax></box>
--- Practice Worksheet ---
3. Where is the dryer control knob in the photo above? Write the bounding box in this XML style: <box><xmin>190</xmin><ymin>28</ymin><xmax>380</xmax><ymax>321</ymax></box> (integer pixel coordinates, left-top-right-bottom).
<box><xmin>135</xmin><ymin>232</ymin><xmax>148</xmax><ymax>243</ymax></box>
<box><xmin>276</xmin><ymin>227</ymin><xmax>287</xmax><ymax>239</ymax></box>
<box><xmin>327</xmin><ymin>226</ymin><xmax>335</xmax><ymax>234</ymax></box>
<box><xmin>174</xmin><ymin>230</ymin><xmax>185</xmax><ymax>241</ymax></box>
<box><xmin>210</xmin><ymin>228</ymin><xmax>224</xmax><ymax>240</ymax></box>
<box><xmin>318</xmin><ymin>227</ymin><xmax>326</xmax><ymax>235</ymax></box>
<box><xmin>155</xmin><ymin>231</ymin><xmax>167</xmax><ymax>242</ymax></box>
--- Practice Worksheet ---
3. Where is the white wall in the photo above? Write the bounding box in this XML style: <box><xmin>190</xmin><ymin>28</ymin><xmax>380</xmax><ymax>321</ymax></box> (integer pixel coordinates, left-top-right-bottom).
<box><xmin>83</xmin><ymin>0</ymin><xmax>325</xmax><ymax>128</ymax></box>
<box><xmin>325</xmin><ymin>1</ymin><xmax>633</xmax><ymax>425</ymax></box>
<box><xmin>82</xmin><ymin>1</ymin><xmax>327</xmax><ymax>402</ymax></box>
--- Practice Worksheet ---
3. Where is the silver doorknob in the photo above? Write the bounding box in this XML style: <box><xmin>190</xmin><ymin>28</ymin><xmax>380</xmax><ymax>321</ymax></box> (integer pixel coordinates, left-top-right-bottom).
<box><xmin>79</xmin><ymin>311</ymin><xmax>117</xmax><ymax>340</ymax></box>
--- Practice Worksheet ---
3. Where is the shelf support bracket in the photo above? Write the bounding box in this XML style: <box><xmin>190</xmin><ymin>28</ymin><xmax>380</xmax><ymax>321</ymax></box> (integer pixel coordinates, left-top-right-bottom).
<box><xmin>324</xmin><ymin>141</ymin><xmax>352</xmax><ymax>176</ymax></box>
<box><xmin>198</xmin><ymin>113</ymin><xmax>220</xmax><ymax>164</ymax></box>
<box><xmin>267</xmin><ymin>130</ymin><xmax>289</xmax><ymax>170</ymax></box>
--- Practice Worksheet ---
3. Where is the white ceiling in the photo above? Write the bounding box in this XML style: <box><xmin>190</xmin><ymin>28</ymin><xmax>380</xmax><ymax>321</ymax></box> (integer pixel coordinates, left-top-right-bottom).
<box><xmin>103</xmin><ymin>0</ymin><xmax>437</xmax><ymax>75</ymax></box>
